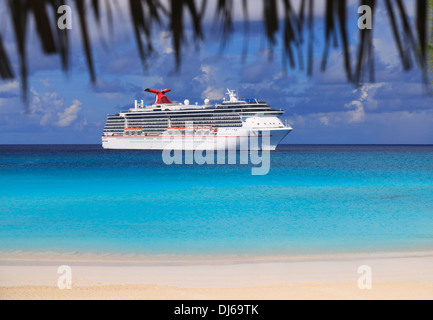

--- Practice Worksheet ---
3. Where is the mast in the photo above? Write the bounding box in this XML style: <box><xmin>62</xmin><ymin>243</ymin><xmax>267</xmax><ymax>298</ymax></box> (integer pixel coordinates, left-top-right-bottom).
<box><xmin>226</xmin><ymin>89</ymin><xmax>239</xmax><ymax>102</ymax></box>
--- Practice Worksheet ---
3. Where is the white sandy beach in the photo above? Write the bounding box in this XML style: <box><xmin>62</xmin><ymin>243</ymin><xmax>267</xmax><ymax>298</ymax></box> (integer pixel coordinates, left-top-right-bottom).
<box><xmin>1</xmin><ymin>251</ymin><xmax>433</xmax><ymax>299</ymax></box>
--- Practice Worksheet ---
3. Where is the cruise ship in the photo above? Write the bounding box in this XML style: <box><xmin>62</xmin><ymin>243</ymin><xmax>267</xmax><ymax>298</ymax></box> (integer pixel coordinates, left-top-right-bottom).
<box><xmin>102</xmin><ymin>88</ymin><xmax>292</xmax><ymax>150</ymax></box>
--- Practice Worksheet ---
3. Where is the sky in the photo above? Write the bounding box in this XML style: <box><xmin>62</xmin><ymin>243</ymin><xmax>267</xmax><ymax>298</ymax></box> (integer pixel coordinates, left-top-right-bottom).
<box><xmin>0</xmin><ymin>0</ymin><xmax>432</xmax><ymax>145</ymax></box>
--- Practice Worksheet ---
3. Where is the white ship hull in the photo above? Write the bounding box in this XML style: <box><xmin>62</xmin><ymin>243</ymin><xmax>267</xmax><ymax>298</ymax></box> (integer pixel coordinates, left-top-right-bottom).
<box><xmin>102</xmin><ymin>128</ymin><xmax>292</xmax><ymax>151</ymax></box>
<box><xmin>102</xmin><ymin>88</ymin><xmax>293</xmax><ymax>151</ymax></box>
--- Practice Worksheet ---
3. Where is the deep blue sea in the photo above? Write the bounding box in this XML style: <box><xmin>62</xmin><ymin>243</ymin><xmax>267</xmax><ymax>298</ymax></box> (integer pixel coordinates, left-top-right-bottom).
<box><xmin>1</xmin><ymin>144</ymin><xmax>433</xmax><ymax>256</ymax></box>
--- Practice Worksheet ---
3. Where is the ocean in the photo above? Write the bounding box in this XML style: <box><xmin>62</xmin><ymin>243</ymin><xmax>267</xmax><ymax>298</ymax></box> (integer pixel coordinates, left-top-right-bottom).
<box><xmin>1</xmin><ymin>144</ymin><xmax>433</xmax><ymax>257</ymax></box>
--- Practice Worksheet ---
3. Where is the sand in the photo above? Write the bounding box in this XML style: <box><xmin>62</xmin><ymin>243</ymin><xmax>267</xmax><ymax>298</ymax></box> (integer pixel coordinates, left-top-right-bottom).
<box><xmin>1</xmin><ymin>251</ymin><xmax>433</xmax><ymax>300</ymax></box>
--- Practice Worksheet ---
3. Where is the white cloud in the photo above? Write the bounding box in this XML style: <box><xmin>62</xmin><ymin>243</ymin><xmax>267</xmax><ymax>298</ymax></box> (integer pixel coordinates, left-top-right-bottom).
<box><xmin>0</xmin><ymin>80</ymin><xmax>19</xmax><ymax>109</ymax></box>
<box><xmin>319</xmin><ymin>116</ymin><xmax>330</xmax><ymax>126</ymax></box>
<box><xmin>28</xmin><ymin>81</ymin><xmax>83</xmax><ymax>128</ymax></box>
<box><xmin>194</xmin><ymin>65</ymin><xmax>212</xmax><ymax>85</ymax></box>
<box><xmin>0</xmin><ymin>80</ymin><xmax>19</xmax><ymax>92</ymax></box>
<box><xmin>345</xmin><ymin>100</ymin><xmax>365</xmax><ymax>123</ymax></box>
<box><xmin>373</xmin><ymin>39</ymin><xmax>397</xmax><ymax>68</ymax></box>
<box><xmin>202</xmin><ymin>86</ymin><xmax>224</xmax><ymax>100</ymax></box>
<box><xmin>193</xmin><ymin>64</ymin><xmax>227</xmax><ymax>100</ymax></box>
<box><xmin>344</xmin><ymin>83</ymin><xmax>385</xmax><ymax>123</ymax></box>
<box><xmin>55</xmin><ymin>100</ymin><xmax>82</xmax><ymax>127</ymax></box>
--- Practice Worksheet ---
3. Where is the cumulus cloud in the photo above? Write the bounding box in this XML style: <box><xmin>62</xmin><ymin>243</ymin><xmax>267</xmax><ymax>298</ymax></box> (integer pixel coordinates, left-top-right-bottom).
<box><xmin>319</xmin><ymin>116</ymin><xmax>330</xmax><ymax>126</ymax></box>
<box><xmin>345</xmin><ymin>100</ymin><xmax>365</xmax><ymax>123</ymax></box>
<box><xmin>28</xmin><ymin>81</ymin><xmax>83</xmax><ymax>128</ymax></box>
<box><xmin>0</xmin><ymin>81</ymin><xmax>20</xmax><ymax>107</ymax></box>
<box><xmin>344</xmin><ymin>83</ymin><xmax>384</xmax><ymax>123</ymax></box>
<box><xmin>0</xmin><ymin>80</ymin><xmax>20</xmax><ymax>92</ymax></box>
<box><xmin>55</xmin><ymin>100</ymin><xmax>82</xmax><ymax>127</ymax></box>
<box><xmin>202</xmin><ymin>86</ymin><xmax>225</xmax><ymax>100</ymax></box>
<box><xmin>193</xmin><ymin>64</ymin><xmax>228</xmax><ymax>101</ymax></box>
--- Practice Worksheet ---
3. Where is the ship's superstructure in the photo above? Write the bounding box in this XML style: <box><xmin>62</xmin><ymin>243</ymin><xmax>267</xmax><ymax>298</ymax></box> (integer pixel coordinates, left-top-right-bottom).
<box><xmin>102</xmin><ymin>88</ymin><xmax>292</xmax><ymax>150</ymax></box>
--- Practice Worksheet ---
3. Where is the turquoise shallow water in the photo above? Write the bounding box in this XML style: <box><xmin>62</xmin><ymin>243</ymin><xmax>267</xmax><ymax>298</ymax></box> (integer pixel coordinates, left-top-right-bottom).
<box><xmin>1</xmin><ymin>145</ymin><xmax>433</xmax><ymax>256</ymax></box>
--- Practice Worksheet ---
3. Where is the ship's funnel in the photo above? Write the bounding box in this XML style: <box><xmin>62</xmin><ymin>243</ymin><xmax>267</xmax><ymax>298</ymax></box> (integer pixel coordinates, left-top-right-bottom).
<box><xmin>145</xmin><ymin>88</ymin><xmax>173</xmax><ymax>104</ymax></box>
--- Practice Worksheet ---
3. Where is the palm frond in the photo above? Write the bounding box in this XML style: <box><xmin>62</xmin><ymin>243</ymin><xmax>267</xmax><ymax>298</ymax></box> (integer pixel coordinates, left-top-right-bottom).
<box><xmin>0</xmin><ymin>34</ymin><xmax>14</xmax><ymax>79</ymax></box>
<box><xmin>75</xmin><ymin>0</ymin><xmax>96</xmax><ymax>82</ymax></box>
<box><xmin>0</xmin><ymin>0</ymin><xmax>432</xmax><ymax>101</ymax></box>
<box><xmin>8</xmin><ymin>0</ymin><xmax>32</xmax><ymax>102</ymax></box>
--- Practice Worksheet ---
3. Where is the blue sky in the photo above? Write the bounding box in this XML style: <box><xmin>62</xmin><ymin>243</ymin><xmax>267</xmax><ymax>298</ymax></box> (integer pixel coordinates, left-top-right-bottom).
<box><xmin>0</xmin><ymin>0</ymin><xmax>432</xmax><ymax>144</ymax></box>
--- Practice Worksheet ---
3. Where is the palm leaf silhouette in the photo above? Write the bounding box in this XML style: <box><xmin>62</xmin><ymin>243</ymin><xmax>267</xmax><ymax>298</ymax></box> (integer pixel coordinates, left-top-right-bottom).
<box><xmin>427</xmin><ymin>0</ymin><xmax>433</xmax><ymax>88</ymax></box>
<box><xmin>0</xmin><ymin>0</ymin><xmax>431</xmax><ymax>101</ymax></box>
